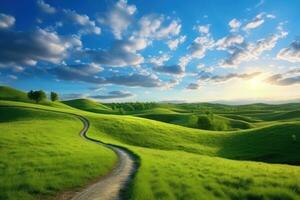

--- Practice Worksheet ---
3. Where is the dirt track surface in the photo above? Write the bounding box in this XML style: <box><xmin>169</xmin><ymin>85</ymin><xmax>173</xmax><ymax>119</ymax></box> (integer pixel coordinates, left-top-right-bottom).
<box><xmin>71</xmin><ymin>116</ymin><xmax>135</xmax><ymax>200</ymax></box>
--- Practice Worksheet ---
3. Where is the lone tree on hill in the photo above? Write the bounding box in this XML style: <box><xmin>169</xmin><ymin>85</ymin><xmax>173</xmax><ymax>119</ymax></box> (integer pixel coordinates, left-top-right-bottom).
<box><xmin>50</xmin><ymin>92</ymin><xmax>59</xmax><ymax>102</ymax></box>
<box><xmin>27</xmin><ymin>90</ymin><xmax>46</xmax><ymax>103</ymax></box>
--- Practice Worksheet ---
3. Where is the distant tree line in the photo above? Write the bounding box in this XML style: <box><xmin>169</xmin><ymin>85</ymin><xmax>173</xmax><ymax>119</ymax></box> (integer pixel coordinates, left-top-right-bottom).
<box><xmin>27</xmin><ymin>90</ymin><xmax>59</xmax><ymax>103</ymax></box>
<box><xmin>106</xmin><ymin>102</ymin><xmax>157</xmax><ymax>112</ymax></box>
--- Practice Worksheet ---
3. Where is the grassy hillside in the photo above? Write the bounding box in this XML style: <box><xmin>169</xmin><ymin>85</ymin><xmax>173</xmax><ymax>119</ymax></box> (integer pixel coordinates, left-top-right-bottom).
<box><xmin>0</xmin><ymin>86</ymin><xmax>29</xmax><ymax>102</ymax></box>
<box><xmin>0</xmin><ymin>106</ymin><xmax>116</xmax><ymax>200</ymax></box>
<box><xmin>87</xmin><ymin>113</ymin><xmax>300</xmax><ymax>199</ymax></box>
<box><xmin>62</xmin><ymin>98</ymin><xmax>114</xmax><ymax>114</ymax></box>
<box><xmin>136</xmin><ymin>112</ymin><xmax>253</xmax><ymax>131</ymax></box>
<box><xmin>1</xmin><ymin>86</ymin><xmax>300</xmax><ymax>200</ymax></box>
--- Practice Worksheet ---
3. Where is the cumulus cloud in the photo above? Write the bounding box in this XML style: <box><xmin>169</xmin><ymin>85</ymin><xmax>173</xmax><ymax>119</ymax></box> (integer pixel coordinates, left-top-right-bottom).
<box><xmin>186</xmin><ymin>71</ymin><xmax>261</xmax><ymax>90</ymax></box>
<box><xmin>90</xmin><ymin>12</ymin><xmax>181</xmax><ymax>67</ymax></box>
<box><xmin>135</xmin><ymin>15</ymin><xmax>181</xmax><ymax>40</ymax></box>
<box><xmin>37</xmin><ymin>0</ymin><xmax>56</xmax><ymax>14</ymax></box>
<box><xmin>51</xmin><ymin>63</ymin><xmax>103</xmax><ymax>83</ymax></box>
<box><xmin>277</xmin><ymin>39</ymin><xmax>300</xmax><ymax>63</ymax></box>
<box><xmin>194</xmin><ymin>24</ymin><xmax>210</xmax><ymax>34</ymax></box>
<box><xmin>52</xmin><ymin>63</ymin><xmax>166</xmax><ymax>88</ymax></box>
<box><xmin>205</xmin><ymin>71</ymin><xmax>261</xmax><ymax>82</ymax></box>
<box><xmin>98</xmin><ymin>0</ymin><xmax>136</xmax><ymax>39</ymax></box>
<box><xmin>188</xmin><ymin>35</ymin><xmax>214</xmax><ymax>59</ymax></box>
<box><xmin>63</xmin><ymin>9</ymin><xmax>101</xmax><ymax>35</ymax></box>
<box><xmin>104</xmin><ymin>73</ymin><xmax>164</xmax><ymax>87</ymax></box>
<box><xmin>0</xmin><ymin>13</ymin><xmax>15</xmax><ymax>29</ymax></box>
<box><xmin>90</xmin><ymin>90</ymin><xmax>134</xmax><ymax>99</ymax></box>
<box><xmin>178</xmin><ymin>55</ymin><xmax>192</xmax><ymax>68</ymax></box>
<box><xmin>85</xmin><ymin>37</ymin><xmax>146</xmax><ymax>67</ymax></box>
<box><xmin>153</xmin><ymin>64</ymin><xmax>184</xmax><ymax>75</ymax></box>
<box><xmin>86</xmin><ymin>14</ymin><xmax>182</xmax><ymax>67</ymax></box>
<box><xmin>243</xmin><ymin>13</ymin><xmax>265</xmax><ymax>31</ymax></box>
<box><xmin>0</xmin><ymin>28</ymin><xmax>81</xmax><ymax>67</ymax></box>
<box><xmin>186</xmin><ymin>83</ymin><xmax>200</xmax><ymax>90</ymax></box>
<box><xmin>221</xmin><ymin>31</ymin><xmax>287</xmax><ymax>67</ymax></box>
<box><xmin>229</xmin><ymin>18</ymin><xmax>241</xmax><ymax>32</ymax></box>
<box><xmin>265</xmin><ymin>69</ymin><xmax>300</xmax><ymax>86</ymax></box>
<box><xmin>167</xmin><ymin>35</ymin><xmax>186</xmax><ymax>50</ymax></box>
<box><xmin>149</xmin><ymin>54</ymin><xmax>170</xmax><ymax>66</ymax></box>
<box><xmin>215</xmin><ymin>35</ymin><xmax>244</xmax><ymax>51</ymax></box>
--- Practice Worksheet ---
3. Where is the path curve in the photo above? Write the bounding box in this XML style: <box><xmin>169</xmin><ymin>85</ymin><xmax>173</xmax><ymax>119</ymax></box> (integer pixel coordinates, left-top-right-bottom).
<box><xmin>73</xmin><ymin>116</ymin><xmax>135</xmax><ymax>200</ymax></box>
<box><xmin>0</xmin><ymin>106</ymin><xmax>136</xmax><ymax>200</ymax></box>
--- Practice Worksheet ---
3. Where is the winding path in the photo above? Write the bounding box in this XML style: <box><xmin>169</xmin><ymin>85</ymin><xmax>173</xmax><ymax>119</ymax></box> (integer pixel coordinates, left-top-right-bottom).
<box><xmin>0</xmin><ymin>106</ymin><xmax>136</xmax><ymax>200</ymax></box>
<box><xmin>72</xmin><ymin>116</ymin><xmax>135</xmax><ymax>200</ymax></box>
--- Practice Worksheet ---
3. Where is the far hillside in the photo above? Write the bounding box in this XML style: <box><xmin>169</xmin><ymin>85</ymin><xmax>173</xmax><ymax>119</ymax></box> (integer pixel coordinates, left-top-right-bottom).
<box><xmin>0</xmin><ymin>86</ymin><xmax>74</xmax><ymax>110</ymax></box>
<box><xmin>62</xmin><ymin>99</ymin><xmax>114</xmax><ymax>114</ymax></box>
<box><xmin>1</xmin><ymin>85</ymin><xmax>299</xmax><ymax>131</ymax></box>
<box><xmin>0</xmin><ymin>86</ymin><xmax>29</xmax><ymax>102</ymax></box>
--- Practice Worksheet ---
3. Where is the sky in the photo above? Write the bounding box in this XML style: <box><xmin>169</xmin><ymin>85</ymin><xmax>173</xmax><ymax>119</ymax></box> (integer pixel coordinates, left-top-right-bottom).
<box><xmin>0</xmin><ymin>0</ymin><xmax>300</xmax><ymax>103</ymax></box>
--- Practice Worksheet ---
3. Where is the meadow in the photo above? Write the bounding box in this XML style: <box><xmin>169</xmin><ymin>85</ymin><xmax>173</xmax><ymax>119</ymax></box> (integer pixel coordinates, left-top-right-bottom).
<box><xmin>0</xmin><ymin>86</ymin><xmax>299</xmax><ymax>200</ymax></box>
<box><xmin>0</xmin><ymin>105</ymin><xmax>116</xmax><ymax>200</ymax></box>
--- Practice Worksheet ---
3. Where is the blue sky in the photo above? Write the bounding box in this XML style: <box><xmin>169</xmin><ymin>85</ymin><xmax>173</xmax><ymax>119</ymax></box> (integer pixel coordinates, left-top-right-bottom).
<box><xmin>0</xmin><ymin>0</ymin><xmax>299</xmax><ymax>102</ymax></box>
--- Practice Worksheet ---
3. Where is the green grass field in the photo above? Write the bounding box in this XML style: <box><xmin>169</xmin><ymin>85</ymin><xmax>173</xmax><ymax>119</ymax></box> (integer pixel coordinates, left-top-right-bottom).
<box><xmin>0</xmin><ymin>106</ymin><xmax>117</xmax><ymax>200</ymax></box>
<box><xmin>0</xmin><ymin>86</ymin><xmax>299</xmax><ymax>200</ymax></box>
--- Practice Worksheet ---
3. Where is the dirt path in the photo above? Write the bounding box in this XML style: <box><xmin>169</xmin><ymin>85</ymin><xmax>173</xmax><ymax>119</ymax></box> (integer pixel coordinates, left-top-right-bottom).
<box><xmin>0</xmin><ymin>106</ymin><xmax>136</xmax><ymax>200</ymax></box>
<box><xmin>72</xmin><ymin>116</ymin><xmax>136</xmax><ymax>200</ymax></box>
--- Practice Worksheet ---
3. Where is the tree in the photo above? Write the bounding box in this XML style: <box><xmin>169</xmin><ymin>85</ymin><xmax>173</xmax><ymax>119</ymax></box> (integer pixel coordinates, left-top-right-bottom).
<box><xmin>27</xmin><ymin>90</ymin><xmax>46</xmax><ymax>103</ymax></box>
<box><xmin>119</xmin><ymin>107</ymin><xmax>125</xmax><ymax>115</ymax></box>
<box><xmin>197</xmin><ymin>115</ymin><xmax>213</xmax><ymax>130</ymax></box>
<box><xmin>50</xmin><ymin>92</ymin><xmax>59</xmax><ymax>102</ymax></box>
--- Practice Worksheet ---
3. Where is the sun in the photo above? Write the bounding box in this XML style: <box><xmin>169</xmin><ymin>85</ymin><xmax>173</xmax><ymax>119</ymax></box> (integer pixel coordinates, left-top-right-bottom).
<box><xmin>249</xmin><ymin>77</ymin><xmax>261</xmax><ymax>89</ymax></box>
<box><xmin>244</xmin><ymin>75</ymin><xmax>271</xmax><ymax>98</ymax></box>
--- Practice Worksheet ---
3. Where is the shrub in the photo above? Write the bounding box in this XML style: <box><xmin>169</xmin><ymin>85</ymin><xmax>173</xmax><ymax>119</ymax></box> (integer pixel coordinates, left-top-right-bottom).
<box><xmin>27</xmin><ymin>90</ymin><xmax>46</xmax><ymax>104</ymax></box>
<box><xmin>50</xmin><ymin>92</ymin><xmax>59</xmax><ymax>102</ymax></box>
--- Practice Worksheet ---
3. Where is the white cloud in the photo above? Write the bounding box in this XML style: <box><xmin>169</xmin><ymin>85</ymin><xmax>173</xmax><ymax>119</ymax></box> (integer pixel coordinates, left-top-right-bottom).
<box><xmin>265</xmin><ymin>69</ymin><xmax>300</xmax><ymax>86</ymax></box>
<box><xmin>64</xmin><ymin>9</ymin><xmax>101</xmax><ymax>35</ymax></box>
<box><xmin>221</xmin><ymin>30</ymin><xmax>287</xmax><ymax>67</ymax></box>
<box><xmin>215</xmin><ymin>35</ymin><xmax>244</xmax><ymax>51</ymax></box>
<box><xmin>37</xmin><ymin>0</ymin><xmax>56</xmax><ymax>14</ymax></box>
<box><xmin>0</xmin><ymin>13</ymin><xmax>15</xmax><ymax>29</ymax></box>
<box><xmin>277</xmin><ymin>39</ymin><xmax>300</xmax><ymax>63</ymax></box>
<box><xmin>155</xmin><ymin>20</ymin><xmax>181</xmax><ymax>39</ymax></box>
<box><xmin>0</xmin><ymin>28</ymin><xmax>82</xmax><ymax>66</ymax></box>
<box><xmin>243</xmin><ymin>13</ymin><xmax>265</xmax><ymax>31</ymax></box>
<box><xmin>98</xmin><ymin>0</ymin><xmax>136</xmax><ymax>39</ymax></box>
<box><xmin>266</xmin><ymin>14</ymin><xmax>276</xmax><ymax>19</ymax></box>
<box><xmin>135</xmin><ymin>15</ymin><xmax>181</xmax><ymax>40</ymax></box>
<box><xmin>188</xmin><ymin>35</ymin><xmax>214</xmax><ymax>59</ymax></box>
<box><xmin>228</xmin><ymin>18</ymin><xmax>241</xmax><ymax>32</ymax></box>
<box><xmin>149</xmin><ymin>54</ymin><xmax>170</xmax><ymax>66</ymax></box>
<box><xmin>167</xmin><ymin>35</ymin><xmax>186</xmax><ymax>50</ymax></box>
<box><xmin>179</xmin><ymin>55</ymin><xmax>192</xmax><ymax>68</ymax></box>
<box><xmin>194</xmin><ymin>24</ymin><xmax>210</xmax><ymax>34</ymax></box>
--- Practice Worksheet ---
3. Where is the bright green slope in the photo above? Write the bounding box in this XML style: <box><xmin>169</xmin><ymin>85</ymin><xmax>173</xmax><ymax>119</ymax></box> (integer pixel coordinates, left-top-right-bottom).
<box><xmin>1</xmin><ymin>86</ymin><xmax>300</xmax><ymax>200</ymax></box>
<box><xmin>62</xmin><ymin>98</ymin><xmax>114</xmax><ymax>114</ymax></box>
<box><xmin>0</xmin><ymin>106</ymin><xmax>117</xmax><ymax>200</ymax></box>
<box><xmin>86</xmin><ymin>113</ymin><xmax>300</xmax><ymax>199</ymax></box>
<box><xmin>0</xmin><ymin>86</ymin><xmax>29</xmax><ymax>102</ymax></box>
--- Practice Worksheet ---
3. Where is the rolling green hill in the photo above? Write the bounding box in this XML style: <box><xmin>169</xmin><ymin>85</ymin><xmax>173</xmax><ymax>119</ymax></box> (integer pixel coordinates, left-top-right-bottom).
<box><xmin>0</xmin><ymin>86</ymin><xmax>29</xmax><ymax>102</ymax></box>
<box><xmin>62</xmin><ymin>98</ymin><xmax>114</xmax><ymax>114</ymax></box>
<box><xmin>1</xmin><ymin>86</ymin><xmax>300</xmax><ymax>200</ymax></box>
<box><xmin>0</xmin><ymin>106</ymin><xmax>116</xmax><ymax>200</ymax></box>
